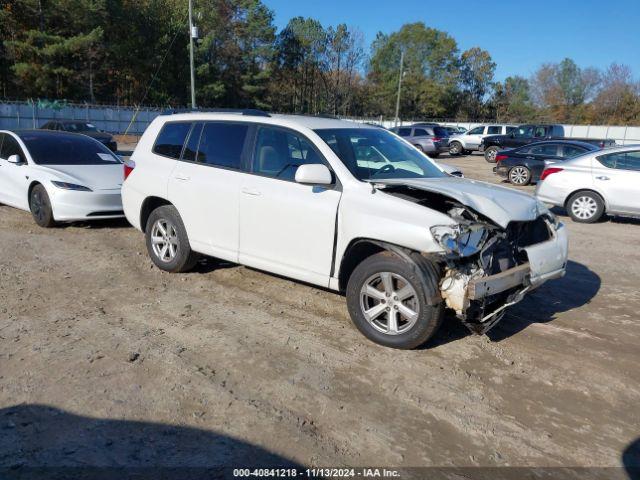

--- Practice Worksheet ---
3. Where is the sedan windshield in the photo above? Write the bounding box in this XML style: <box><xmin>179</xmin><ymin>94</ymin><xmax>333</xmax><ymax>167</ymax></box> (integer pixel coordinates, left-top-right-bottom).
<box><xmin>18</xmin><ymin>133</ymin><xmax>121</xmax><ymax>165</ymax></box>
<box><xmin>64</xmin><ymin>122</ymin><xmax>99</xmax><ymax>132</ymax></box>
<box><xmin>314</xmin><ymin>128</ymin><xmax>446</xmax><ymax>181</ymax></box>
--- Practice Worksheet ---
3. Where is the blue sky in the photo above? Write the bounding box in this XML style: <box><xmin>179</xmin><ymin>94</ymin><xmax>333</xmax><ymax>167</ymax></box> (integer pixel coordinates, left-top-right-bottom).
<box><xmin>263</xmin><ymin>0</ymin><xmax>639</xmax><ymax>81</ymax></box>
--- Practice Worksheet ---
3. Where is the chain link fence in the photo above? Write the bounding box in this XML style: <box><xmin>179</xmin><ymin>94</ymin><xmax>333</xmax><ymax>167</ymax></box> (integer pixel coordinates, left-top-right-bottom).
<box><xmin>2</xmin><ymin>101</ymin><xmax>640</xmax><ymax>145</ymax></box>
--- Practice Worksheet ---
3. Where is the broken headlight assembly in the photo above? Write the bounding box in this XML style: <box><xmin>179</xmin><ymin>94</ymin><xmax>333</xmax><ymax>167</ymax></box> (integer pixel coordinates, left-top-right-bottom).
<box><xmin>430</xmin><ymin>223</ymin><xmax>490</xmax><ymax>257</ymax></box>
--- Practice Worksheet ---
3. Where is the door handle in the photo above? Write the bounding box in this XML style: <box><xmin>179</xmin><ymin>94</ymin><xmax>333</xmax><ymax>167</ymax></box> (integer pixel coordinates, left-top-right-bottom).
<box><xmin>595</xmin><ymin>176</ymin><xmax>610</xmax><ymax>181</ymax></box>
<box><xmin>526</xmin><ymin>156</ymin><xmax>535</xmax><ymax>159</ymax></box>
<box><xmin>174</xmin><ymin>174</ymin><xmax>190</xmax><ymax>181</ymax></box>
<box><xmin>241</xmin><ymin>187</ymin><xmax>261</xmax><ymax>196</ymax></box>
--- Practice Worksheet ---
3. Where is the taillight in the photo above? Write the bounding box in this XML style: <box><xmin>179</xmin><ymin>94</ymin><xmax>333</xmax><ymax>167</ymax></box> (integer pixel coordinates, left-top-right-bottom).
<box><xmin>124</xmin><ymin>160</ymin><xmax>135</xmax><ymax>180</ymax></box>
<box><xmin>540</xmin><ymin>167</ymin><xmax>563</xmax><ymax>181</ymax></box>
<box><xmin>495</xmin><ymin>154</ymin><xmax>508</xmax><ymax>162</ymax></box>
<box><xmin>432</xmin><ymin>137</ymin><xmax>442</xmax><ymax>142</ymax></box>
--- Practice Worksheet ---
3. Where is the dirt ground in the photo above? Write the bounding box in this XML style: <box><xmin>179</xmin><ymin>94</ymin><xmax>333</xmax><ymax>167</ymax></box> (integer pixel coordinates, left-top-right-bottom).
<box><xmin>1</xmin><ymin>150</ymin><xmax>639</xmax><ymax>476</ymax></box>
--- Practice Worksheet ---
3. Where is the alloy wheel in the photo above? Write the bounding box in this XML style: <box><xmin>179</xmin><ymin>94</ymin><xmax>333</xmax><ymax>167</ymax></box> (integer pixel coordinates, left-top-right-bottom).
<box><xmin>571</xmin><ymin>196</ymin><xmax>598</xmax><ymax>220</ymax></box>
<box><xmin>487</xmin><ymin>149</ymin><xmax>497</xmax><ymax>161</ymax></box>
<box><xmin>150</xmin><ymin>219</ymin><xmax>179</xmax><ymax>262</ymax></box>
<box><xmin>359</xmin><ymin>272</ymin><xmax>419</xmax><ymax>335</ymax></box>
<box><xmin>509</xmin><ymin>166</ymin><xmax>529</xmax><ymax>185</ymax></box>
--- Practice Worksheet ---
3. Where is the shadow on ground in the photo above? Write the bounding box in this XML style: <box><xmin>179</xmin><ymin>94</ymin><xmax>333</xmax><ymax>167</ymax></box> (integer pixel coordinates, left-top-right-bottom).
<box><xmin>428</xmin><ymin>260</ymin><xmax>601</xmax><ymax>347</ymax></box>
<box><xmin>624</xmin><ymin>437</ymin><xmax>640</xmax><ymax>480</ymax></box>
<box><xmin>0</xmin><ymin>404</ymin><xmax>302</xmax><ymax>479</ymax></box>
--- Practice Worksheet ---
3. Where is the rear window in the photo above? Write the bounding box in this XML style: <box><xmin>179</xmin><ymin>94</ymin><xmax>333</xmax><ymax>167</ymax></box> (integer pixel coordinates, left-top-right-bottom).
<box><xmin>18</xmin><ymin>133</ymin><xmax>121</xmax><ymax>165</ymax></box>
<box><xmin>197</xmin><ymin>123</ymin><xmax>248</xmax><ymax>169</ymax></box>
<box><xmin>153</xmin><ymin>122</ymin><xmax>191</xmax><ymax>158</ymax></box>
<box><xmin>433</xmin><ymin>127</ymin><xmax>449</xmax><ymax>137</ymax></box>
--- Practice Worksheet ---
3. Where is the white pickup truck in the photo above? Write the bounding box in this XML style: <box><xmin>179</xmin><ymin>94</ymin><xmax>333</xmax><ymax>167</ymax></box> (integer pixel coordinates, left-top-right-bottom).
<box><xmin>448</xmin><ymin>124</ymin><xmax>517</xmax><ymax>155</ymax></box>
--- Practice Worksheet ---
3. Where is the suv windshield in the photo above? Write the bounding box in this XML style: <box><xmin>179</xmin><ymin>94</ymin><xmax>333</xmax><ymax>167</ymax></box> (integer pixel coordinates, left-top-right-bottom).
<box><xmin>18</xmin><ymin>132</ymin><xmax>121</xmax><ymax>165</ymax></box>
<box><xmin>315</xmin><ymin>128</ymin><xmax>446</xmax><ymax>181</ymax></box>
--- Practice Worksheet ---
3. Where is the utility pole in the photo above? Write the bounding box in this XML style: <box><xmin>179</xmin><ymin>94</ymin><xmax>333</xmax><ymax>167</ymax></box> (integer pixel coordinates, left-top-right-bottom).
<box><xmin>188</xmin><ymin>0</ymin><xmax>197</xmax><ymax>109</ymax></box>
<box><xmin>394</xmin><ymin>50</ymin><xmax>404</xmax><ymax>128</ymax></box>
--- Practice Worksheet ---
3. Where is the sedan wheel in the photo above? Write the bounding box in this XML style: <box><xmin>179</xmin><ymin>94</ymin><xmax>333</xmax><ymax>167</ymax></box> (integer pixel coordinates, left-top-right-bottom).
<box><xmin>29</xmin><ymin>184</ymin><xmax>56</xmax><ymax>228</ymax></box>
<box><xmin>567</xmin><ymin>192</ymin><xmax>604</xmax><ymax>223</ymax></box>
<box><xmin>359</xmin><ymin>272</ymin><xmax>420</xmax><ymax>335</ymax></box>
<box><xmin>509</xmin><ymin>166</ymin><xmax>531</xmax><ymax>185</ymax></box>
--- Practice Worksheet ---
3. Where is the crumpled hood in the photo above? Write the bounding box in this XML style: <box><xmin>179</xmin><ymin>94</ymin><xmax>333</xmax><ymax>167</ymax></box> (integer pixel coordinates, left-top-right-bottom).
<box><xmin>379</xmin><ymin>177</ymin><xmax>541</xmax><ymax>228</ymax></box>
<box><xmin>39</xmin><ymin>164</ymin><xmax>124</xmax><ymax>191</ymax></box>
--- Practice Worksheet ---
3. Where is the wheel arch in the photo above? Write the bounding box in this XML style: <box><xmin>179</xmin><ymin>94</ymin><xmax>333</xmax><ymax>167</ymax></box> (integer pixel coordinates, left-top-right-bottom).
<box><xmin>140</xmin><ymin>196</ymin><xmax>173</xmax><ymax>233</ymax></box>
<box><xmin>338</xmin><ymin>238</ymin><xmax>442</xmax><ymax>305</ymax></box>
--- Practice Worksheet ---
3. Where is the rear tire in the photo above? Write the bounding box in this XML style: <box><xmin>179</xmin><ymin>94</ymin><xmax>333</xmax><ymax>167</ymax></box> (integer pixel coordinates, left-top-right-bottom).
<box><xmin>508</xmin><ymin>166</ymin><xmax>531</xmax><ymax>185</ymax></box>
<box><xmin>29</xmin><ymin>184</ymin><xmax>56</xmax><ymax>228</ymax></box>
<box><xmin>346</xmin><ymin>251</ymin><xmax>444</xmax><ymax>349</ymax></box>
<box><xmin>449</xmin><ymin>141</ymin><xmax>463</xmax><ymax>156</ymax></box>
<box><xmin>484</xmin><ymin>146</ymin><xmax>500</xmax><ymax>163</ymax></box>
<box><xmin>145</xmin><ymin>205</ymin><xmax>199</xmax><ymax>273</ymax></box>
<box><xmin>567</xmin><ymin>191</ymin><xmax>605</xmax><ymax>223</ymax></box>
<box><xmin>413</xmin><ymin>144</ymin><xmax>424</xmax><ymax>152</ymax></box>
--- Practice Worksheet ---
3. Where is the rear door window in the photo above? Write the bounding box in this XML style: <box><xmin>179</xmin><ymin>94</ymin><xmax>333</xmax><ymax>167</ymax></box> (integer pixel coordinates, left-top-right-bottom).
<box><xmin>397</xmin><ymin>128</ymin><xmax>411</xmax><ymax>137</ymax></box>
<box><xmin>561</xmin><ymin>145</ymin><xmax>588</xmax><ymax>158</ymax></box>
<box><xmin>413</xmin><ymin>128</ymin><xmax>429</xmax><ymax>137</ymax></box>
<box><xmin>153</xmin><ymin>122</ymin><xmax>192</xmax><ymax>159</ymax></box>
<box><xmin>182</xmin><ymin>123</ymin><xmax>203</xmax><ymax>162</ymax></box>
<box><xmin>599</xmin><ymin>151</ymin><xmax>640</xmax><ymax>171</ymax></box>
<box><xmin>197</xmin><ymin>122</ymin><xmax>249</xmax><ymax>169</ymax></box>
<box><xmin>529</xmin><ymin>144</ymin><xmax>559</xmax><ymax>156</ymax></box>
<box><xmin>487</xmin><ymin>126</ymin><xmax>501</xmax><ymax>135</ymax></box>
<box><xmin>468</xmin><ymin>126</ymin><xmax>484</xmax><ymax>135</ymax></box>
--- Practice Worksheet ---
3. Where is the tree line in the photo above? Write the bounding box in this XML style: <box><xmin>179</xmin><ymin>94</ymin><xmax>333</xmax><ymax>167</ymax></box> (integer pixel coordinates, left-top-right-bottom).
<box><xmin>2</xmin><ymin>0</ymin><xmax>640</xmax><ymax>125</ymax></box>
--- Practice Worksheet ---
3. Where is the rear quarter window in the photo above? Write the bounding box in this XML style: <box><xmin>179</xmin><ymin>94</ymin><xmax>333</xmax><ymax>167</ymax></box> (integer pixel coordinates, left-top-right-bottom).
<box><xmin>153</xmin><ymin>122</ymin><xmax>192</xmax><ymax>159</ymax></box>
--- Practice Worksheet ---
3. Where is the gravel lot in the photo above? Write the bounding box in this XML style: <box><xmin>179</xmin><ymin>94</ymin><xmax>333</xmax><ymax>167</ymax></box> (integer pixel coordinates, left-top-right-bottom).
<box><xmin>1</xmin><ymin>150</ymin><xmax>639</xmax><ymax>475</ymax></box>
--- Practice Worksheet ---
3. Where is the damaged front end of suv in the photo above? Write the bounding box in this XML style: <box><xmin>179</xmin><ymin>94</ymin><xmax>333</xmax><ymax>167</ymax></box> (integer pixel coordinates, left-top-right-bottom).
<box><xmin>382</xmin><ymin>183</ymin><xmax>568</xmax><ymax>334</ymax></box>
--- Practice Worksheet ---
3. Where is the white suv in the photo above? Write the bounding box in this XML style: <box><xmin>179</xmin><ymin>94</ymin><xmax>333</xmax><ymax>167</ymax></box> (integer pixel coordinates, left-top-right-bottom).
<box><xmin>122</xmin><ymin>111</ymin><xmax>568</xmax><ymax>349</ymax></box>
<box><xmin>448</xmin><ymin>124</ymin><xmax>516</xmax><ymax>156</ymax></box>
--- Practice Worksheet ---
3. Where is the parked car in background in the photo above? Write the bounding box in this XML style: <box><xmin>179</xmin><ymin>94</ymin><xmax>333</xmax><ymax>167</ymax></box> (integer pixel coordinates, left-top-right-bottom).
<box><xmin>481</xmin><ymin>124</ymin><xmax>616</xmax><ymax>162</ymax></box>
<box><xmin>41</xmin><ymin>120</ymin><xmax>118</xmax><ymax>152</ymax></box>
<box><xmin>444</xmin><ymin>126</ymin><xmax>467</xmax><ymax>135</ymax></box>
<box><xmin>0</xmin><ymin>130</ymin><xmax>124</xmax><ymax>227</ymax></box>
<box><xmin>390</xmin><ymin>125</ymin><xmax>450</xmax><ymax>157</ymax></box>
<box><xmin>494</xmin><ymin>140</ymin><xmax>599</xmax><ymax>185</ymax></box>
<box><xmin>123</xmin><ymin>110</ymin><xmax>568</xmax><ymax>349</ymax></box>
<box><xmin>536</xmin><ymin>145</ymin><xmax>640</xmax><ymax>223</ymax></box>
<box><xmin>448</xmin><ymin>124</ymin><xmax>516</xmax><ymax>156</ymax></box>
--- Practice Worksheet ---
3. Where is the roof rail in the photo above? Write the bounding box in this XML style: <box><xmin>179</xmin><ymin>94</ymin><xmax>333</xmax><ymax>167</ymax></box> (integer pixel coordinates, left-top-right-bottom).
<box><xmin>160</xmin><ymin>108</ymin><xmax>271</xmax><ymax>117</ymax></box>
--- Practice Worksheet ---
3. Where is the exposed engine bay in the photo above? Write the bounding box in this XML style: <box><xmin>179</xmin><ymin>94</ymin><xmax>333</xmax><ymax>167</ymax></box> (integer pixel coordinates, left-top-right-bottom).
<box><xmin>382</xmin><ymin>185</ymin><xmax>559</xmax><ymax>334</ymax></box>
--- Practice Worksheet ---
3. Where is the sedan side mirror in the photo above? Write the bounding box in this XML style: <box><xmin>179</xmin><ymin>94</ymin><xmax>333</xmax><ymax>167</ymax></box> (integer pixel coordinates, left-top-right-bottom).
<box><xmin>295</xmin><ymin>164</ymin><xmax>333</xmax><ymax>186</ymax></box>
<box><xmin>7</xmin><ymin>154</ymin><xmax>23</xmax><ymax>164</ymax></box>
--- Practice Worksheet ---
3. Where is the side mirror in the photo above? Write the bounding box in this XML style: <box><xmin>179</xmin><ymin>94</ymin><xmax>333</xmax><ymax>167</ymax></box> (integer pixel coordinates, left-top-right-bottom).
<box><xmin>7</xmin><ymin>154</ymin><xmax>23</xmax><ymax>164</ymax></box>
<box><xmin>295</xmin><ymin>164</ymin><xmax>333</xmax><ymax>186</ymax></box>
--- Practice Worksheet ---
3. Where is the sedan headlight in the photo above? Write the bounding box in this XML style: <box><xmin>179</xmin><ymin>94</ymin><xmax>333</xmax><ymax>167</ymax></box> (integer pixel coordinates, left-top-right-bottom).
<box><xmin>430</xmin><ymin>224</ymin><xmax>489</xmax><ymax>257</ymax></box>
<box><xmin>51</xmin><ymin>181</ymin><xmax>92</xmax><ymax>192</ymax></box>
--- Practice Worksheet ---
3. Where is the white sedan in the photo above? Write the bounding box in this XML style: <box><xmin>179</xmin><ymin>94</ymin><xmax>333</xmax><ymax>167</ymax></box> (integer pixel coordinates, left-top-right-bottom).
<box><xmin>0</xmin><ymin>130</ymin><xmax>125</xmax><ymax>227</ymax></box>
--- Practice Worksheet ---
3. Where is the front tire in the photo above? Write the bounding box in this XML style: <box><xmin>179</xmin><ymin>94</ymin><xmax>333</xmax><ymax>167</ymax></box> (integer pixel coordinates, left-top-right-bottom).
<box><xmin>346</xmin><ymin>251</ymin><xmax>444</xmax><ymax>349</ymax></box>
<box><xmin>449</xmin><ymin>141</ymin><xmax>463</xmax><ymax>156</ymax></box>
<box><xmin>145</xmin><ymin>205</ymin><xmax>200</xmax><ymax>272</ymax></box>
<box><xmin>29</xmin><ymin>184</ymin><xmax>56</xmax><ymax>228</ymax></box>
<box><xmin>484</xmin><ymin>146</ymin><xmax>500</xmax><ymax>163</ymax></box>
<box><xmin>508</xmin><ymin>166</ymin><xmax>531</xmax><ymax>185</ymax></box>
<box><xmin>567</xmin><ymin>191</ymin><xmax>605</xmax><ymax>223</ymax></box>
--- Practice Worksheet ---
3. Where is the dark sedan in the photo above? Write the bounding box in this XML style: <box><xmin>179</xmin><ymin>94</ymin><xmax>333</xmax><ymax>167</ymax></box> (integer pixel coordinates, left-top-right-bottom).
<box><xmin>40</xmin><ymin>120</ymin><xmax>118</xmax><ymax>152</ymax></box>
<box><xmin>493</xmin><ymin>140</ymin><xmax>599</xmax><ymax>185</ymax></box>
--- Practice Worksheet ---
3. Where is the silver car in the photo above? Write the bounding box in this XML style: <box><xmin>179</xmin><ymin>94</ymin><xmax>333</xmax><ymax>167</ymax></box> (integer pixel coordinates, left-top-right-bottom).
<box><xmin>535</xmin><ymin>145</ymin><xmax>640</xmax><ymax>223</ymax></box>
<box><xmin>390</xmin><ymin>125</ymin><xmax>450</xmax><ymax>158</ymax></box>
